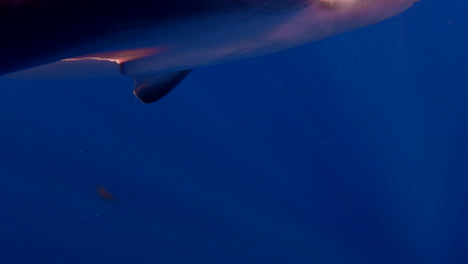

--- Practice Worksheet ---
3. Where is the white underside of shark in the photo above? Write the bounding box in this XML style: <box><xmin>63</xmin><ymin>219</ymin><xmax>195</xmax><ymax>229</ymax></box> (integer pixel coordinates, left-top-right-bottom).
<box><xmin>2</xmin><ymin>0</ymin><xmax>419</xmax><ymax>103</ymax></box>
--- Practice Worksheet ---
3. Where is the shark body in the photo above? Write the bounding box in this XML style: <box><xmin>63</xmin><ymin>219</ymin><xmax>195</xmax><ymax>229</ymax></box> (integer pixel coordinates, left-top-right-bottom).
<box><xmin>0</xmin><ymin>0</ymin><xmax>418</xmax><ymax>103</ymax></box>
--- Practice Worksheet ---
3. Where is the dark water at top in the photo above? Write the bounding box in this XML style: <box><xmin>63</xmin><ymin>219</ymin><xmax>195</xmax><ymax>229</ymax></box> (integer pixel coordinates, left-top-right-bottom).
<box><xmin>0</xmin><ymin>1</ymin><xmax>467</xmax><ymax>263</ymax></box>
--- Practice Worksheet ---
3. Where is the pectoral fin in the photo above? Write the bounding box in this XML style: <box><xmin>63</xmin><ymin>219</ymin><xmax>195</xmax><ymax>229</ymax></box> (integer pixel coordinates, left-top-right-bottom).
<box><xmin>133</xmin><ymin>69</ymin><xmax>192</xmax><ymax>103</ymax></box>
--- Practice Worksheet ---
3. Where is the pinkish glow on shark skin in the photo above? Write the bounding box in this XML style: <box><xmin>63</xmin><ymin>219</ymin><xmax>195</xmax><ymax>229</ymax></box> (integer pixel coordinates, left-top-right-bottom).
<box><xmin>270</xmin><ymin>0</ymin><xmax>420</xmax><ymax>46</ymax></box>
<box><xmin>65</xmin><ymin>47</ymin><xmax>168</xmax><ymax>64</ymax></box>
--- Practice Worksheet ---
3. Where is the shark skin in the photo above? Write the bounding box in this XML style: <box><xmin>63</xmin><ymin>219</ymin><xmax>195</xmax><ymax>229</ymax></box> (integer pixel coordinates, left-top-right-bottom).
<box><xmin>0</xmin><ymin>0</ymin><xmax>419</xmax><ymax>103</ymax></box>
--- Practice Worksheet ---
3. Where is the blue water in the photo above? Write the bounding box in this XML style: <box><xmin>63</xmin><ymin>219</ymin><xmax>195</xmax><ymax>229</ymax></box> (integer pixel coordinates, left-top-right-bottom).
<box><xmin>0</xmin><ymin>1</ymin><xmax>467</xmax><ymax>263</ymax></box>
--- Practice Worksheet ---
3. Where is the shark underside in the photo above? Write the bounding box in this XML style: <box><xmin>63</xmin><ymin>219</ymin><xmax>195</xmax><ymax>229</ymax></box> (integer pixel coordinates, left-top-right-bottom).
<box><xmin>0</xmin><ymin>0</ymin><xmax>418</xmax><ymax>103</ymax></box>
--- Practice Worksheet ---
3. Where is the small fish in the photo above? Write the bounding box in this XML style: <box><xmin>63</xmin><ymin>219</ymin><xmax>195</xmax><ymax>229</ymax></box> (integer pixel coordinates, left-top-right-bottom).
<box><xmin>0</xmin><ymin>0</ymin><xmax>419</xmax><ymax>103</ymax></box>
<box><xmin>96</xmin><ymin>186</ymin><xmax>118</xmax><ymax>202</ymax></box>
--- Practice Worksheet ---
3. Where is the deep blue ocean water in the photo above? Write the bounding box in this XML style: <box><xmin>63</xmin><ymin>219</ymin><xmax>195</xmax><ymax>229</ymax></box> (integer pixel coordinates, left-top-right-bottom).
<box><xmin>0</xmin><ymin>1</ymin><xmax>467</xmax><ymax>263</ymax></box>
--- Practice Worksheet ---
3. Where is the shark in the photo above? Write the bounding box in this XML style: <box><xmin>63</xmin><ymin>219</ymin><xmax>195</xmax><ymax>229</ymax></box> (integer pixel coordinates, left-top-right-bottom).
<box><xmin>0</xmin><ymin>0</ymin><xmax>419</xmax><ymax>103</ymax></box>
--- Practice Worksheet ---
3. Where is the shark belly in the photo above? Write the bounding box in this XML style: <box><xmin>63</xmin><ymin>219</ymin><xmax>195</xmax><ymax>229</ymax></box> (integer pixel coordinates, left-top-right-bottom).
<box><xmin>1</xmin><ymin>0</ymin><xmax>419</xmax><ymax>103</ymax></box>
